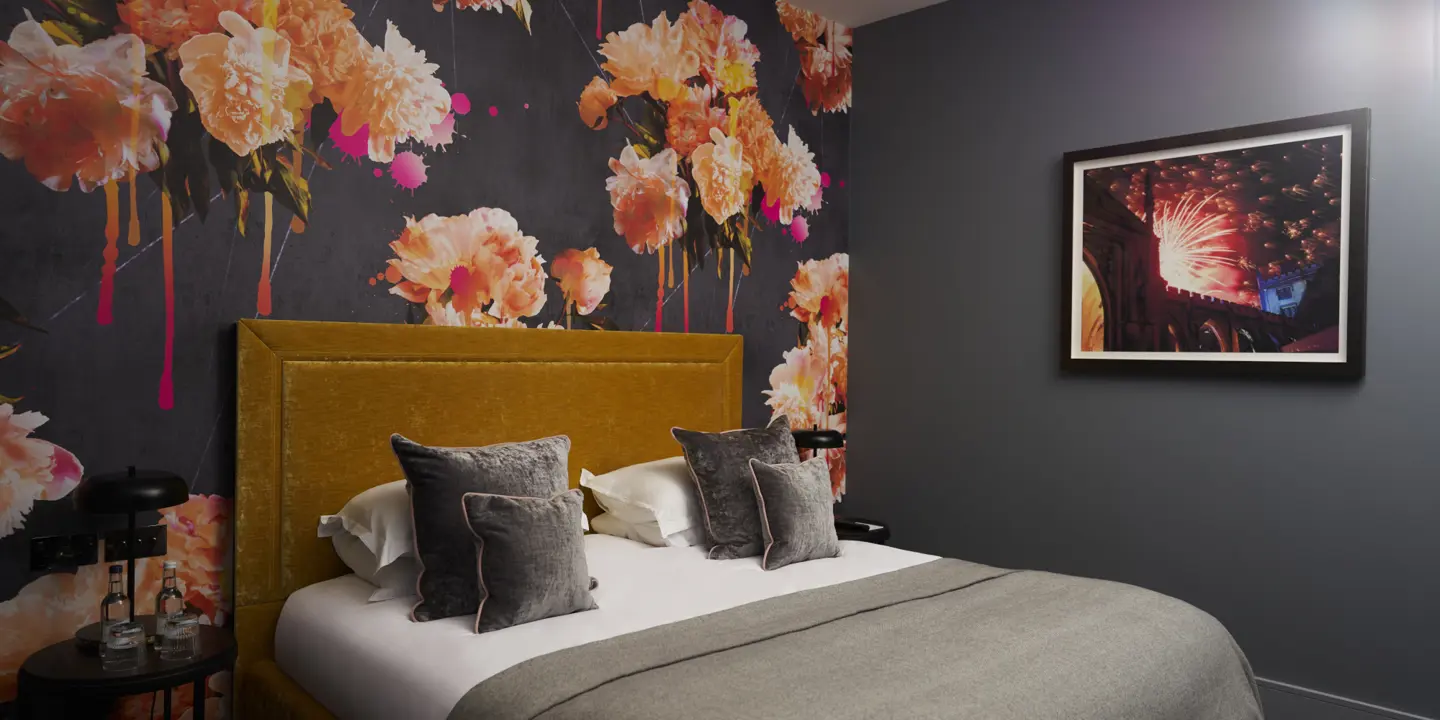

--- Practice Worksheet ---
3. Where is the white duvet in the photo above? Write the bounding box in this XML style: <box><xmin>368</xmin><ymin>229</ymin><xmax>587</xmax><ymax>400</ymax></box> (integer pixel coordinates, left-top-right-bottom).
<box><xmin>274</xmin><ymin>534</ymin><xmax>936</xmax><ymax>720</ymax></box>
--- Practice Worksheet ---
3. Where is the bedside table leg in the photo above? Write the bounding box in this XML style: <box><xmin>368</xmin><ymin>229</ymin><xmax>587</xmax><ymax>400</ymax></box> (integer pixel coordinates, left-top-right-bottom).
<box><xmin>14</xmin><ymin>676</ymin><xmax>30</xmax><ymax>720</ymax></box>
<box><xmin>193</xmin><ymin>677</ymin><xmax>206</xmax><ymax>720</ymax></box>
<box><xmin>164</xmin><ymin>687</ymin><xmax>172</xmax><ymax>719</ymax></box>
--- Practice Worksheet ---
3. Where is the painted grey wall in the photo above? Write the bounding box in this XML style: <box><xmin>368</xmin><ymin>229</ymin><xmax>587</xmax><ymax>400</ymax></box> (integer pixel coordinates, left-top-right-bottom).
<box><xmin>846</xmin><ymin>0</ymin><xmax>1440</xmax><ymax>716</ymax></box>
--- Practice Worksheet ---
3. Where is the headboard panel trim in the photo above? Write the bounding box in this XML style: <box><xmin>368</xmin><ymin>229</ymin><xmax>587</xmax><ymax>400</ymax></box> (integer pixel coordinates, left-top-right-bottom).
<box><xmin>234</xmin><ymin>319</ymin><xmax>742</xmax><ymax>671</ymax></box>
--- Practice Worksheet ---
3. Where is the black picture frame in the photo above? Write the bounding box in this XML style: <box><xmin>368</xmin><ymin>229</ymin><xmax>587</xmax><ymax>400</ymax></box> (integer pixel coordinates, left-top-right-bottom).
<box><xmin>1061</xmin><ymin>109</ymin><xmax>1370</xmax><ymax>380</ymax></box>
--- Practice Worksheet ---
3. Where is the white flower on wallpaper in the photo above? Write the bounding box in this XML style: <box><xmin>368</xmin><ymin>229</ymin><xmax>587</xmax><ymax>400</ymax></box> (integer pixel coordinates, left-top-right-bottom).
<box><xmin>0</xmin><ymin>403</ymin><xmax>83</xmax><ymax>539</ymax></box>
<box><xmin>767</xmin><ymin>253</ymin><xmax>849</xmax><ymax>498</ymax></box>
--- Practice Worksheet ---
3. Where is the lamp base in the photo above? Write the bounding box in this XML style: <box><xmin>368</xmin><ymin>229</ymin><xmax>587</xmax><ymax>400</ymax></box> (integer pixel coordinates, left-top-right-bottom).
<box><xmin>835</xmin><ymin>516</ymin><xmax>890</xmax><ymax>545</ymax></box>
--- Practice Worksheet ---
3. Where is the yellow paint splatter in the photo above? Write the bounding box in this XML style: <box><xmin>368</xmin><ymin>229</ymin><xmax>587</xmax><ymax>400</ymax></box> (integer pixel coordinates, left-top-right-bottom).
<box><xmin>159</xmin><ymin>192</ymin><xmax>175</xmax><ymax>409</ymax></box>
<box><xmin>127</xmin><ymin>171</ymin><xmax>140</xmax><ymax>246</ymax></box>
<box><xmin>98</xmin><ymin>182</ymin><xmax>119</xmax><ymax>325</ymax></box>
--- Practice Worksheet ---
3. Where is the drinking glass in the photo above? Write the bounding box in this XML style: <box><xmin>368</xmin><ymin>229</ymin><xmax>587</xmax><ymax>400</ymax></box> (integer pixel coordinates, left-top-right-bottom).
<box><xmin>102</xmin><ymin>621</ymin><xmax>144</xmax><ymax>671</ymax></box>
<box><xmin>160</xmin><ymin>612</ymin><xmax>200</xmax><ymax>661</ymax></box>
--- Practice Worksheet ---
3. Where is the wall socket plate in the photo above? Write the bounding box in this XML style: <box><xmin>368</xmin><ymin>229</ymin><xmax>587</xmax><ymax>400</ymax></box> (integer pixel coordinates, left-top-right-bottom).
<box><xmin>103</xmin><ymin>525</ymin><xmax>168</xmax><ymax>562</ymax></box>
<box><xmin>29</xmin><ymin>533</ymin><xmax>99</xmax><ymax>572</ymax></box>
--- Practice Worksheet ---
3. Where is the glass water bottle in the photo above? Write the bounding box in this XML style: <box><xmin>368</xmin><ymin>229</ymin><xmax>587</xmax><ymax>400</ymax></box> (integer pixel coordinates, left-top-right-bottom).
<box><xmin>154</xmin><ymin>560</ymin><xmax>184</xmax><ymax>639</ymax></box>
<box><xmin>154</xmin><ymin>558</ymin><xmax>184</xmax><ymax>639</ymax></box>
<box><xmin>99</xmin><ymin>564</ymin><xmax>130</xmax><ymax>658</ymax></box>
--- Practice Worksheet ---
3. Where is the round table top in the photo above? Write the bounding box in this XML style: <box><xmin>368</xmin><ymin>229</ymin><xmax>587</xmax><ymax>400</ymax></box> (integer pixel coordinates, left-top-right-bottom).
<box><xmin>19</xmin><ymin>623</ymin><xmax>235</xmax><ymax>696</ymax></box>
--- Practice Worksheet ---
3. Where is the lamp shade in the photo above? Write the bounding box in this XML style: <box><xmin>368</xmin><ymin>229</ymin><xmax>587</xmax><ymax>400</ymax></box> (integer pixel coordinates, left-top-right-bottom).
<box><xmin>74</xmin><ymin>466</ymin><xmax>189</xmax><ymax>514</ymax></box>
<box><xmin>791</xmin><ymin>429</ymin><xmax>846</xmax><ymax>450</ymax></box>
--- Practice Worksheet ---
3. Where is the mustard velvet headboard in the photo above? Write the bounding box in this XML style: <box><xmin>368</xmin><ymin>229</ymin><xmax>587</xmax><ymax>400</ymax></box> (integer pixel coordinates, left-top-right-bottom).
<box><xmin>233</xmin><ymin>319</ymin><xmax>742</xmax><ymax>678</ymax></box>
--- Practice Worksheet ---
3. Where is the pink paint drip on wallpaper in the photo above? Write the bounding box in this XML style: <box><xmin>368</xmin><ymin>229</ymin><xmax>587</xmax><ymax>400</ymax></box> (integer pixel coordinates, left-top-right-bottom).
<box><xmin>761</xmin><ymin>195</ymin><xmax>781</xmax><ymax>224</ymax></box>
<box><xmin>423</xmin><ymin>113</ymin><xmax>456</xmax><ymax>150</ymax></box>
<box><xmin>389</xmin><ymin>152</ymin><xmax>429</xmax><ymax>191</ymax></box>
<box><xmin>452</xmin><ymin>94</ymin><xmax>472</xmax><ymax>115</ymax></box>
<box><xmin>329</xmin><ymin>115</ymin><xmax>369</xmax><ymax>163</ymax></box>
<box><xmin>726</xmin><ymin>249</ymin><xmax>735</xmax><ymax>333</ymax></box>
<box><xmin>257</xmin><ymin>194</ymin><xmax>273</xmax><ymax>317</ymax></box>
<box><xmin>790</xmin><ymin>216</ymin><xmax>809</xmax><ymax>243</ymax></box>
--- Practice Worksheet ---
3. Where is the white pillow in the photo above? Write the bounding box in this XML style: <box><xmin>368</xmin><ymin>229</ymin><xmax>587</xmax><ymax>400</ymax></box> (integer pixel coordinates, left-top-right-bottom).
<box><xmin>318</xmin><ymin>478</ymin><xmax>589</xmax><ymax>597</ymax></box>
<box><xmin>579</xmin><ymin>457</ymin><xmax>700</xmax><ymax>538</ymax></box>
<box><xmin>591</xmin><ymin>512</ymin><xmax>704</xmax><ymax>548</ymax></box>
<box><xmin>331</xmin><ymin>532</ymin><xmax>421</xmax><ymax>602</ymax></box>
<box><xmin>318</xmin><ymin>480</ymin><xmax>414</xmax><ymax>570</ymax></box>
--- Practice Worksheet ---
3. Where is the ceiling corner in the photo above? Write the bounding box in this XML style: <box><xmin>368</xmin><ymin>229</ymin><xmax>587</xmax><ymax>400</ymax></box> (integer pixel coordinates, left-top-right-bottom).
<box><xmin>784</xmin><ymin>0</ymin><xmax>949</xmax><ymax>27</ymax></box>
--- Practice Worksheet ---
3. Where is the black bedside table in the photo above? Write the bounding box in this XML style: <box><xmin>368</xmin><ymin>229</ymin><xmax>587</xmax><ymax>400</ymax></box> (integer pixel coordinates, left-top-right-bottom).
<box><xmin>16</xmin><ymin>623</ymin><xmax>235</xmax><ymax>719</ymax></box>
<box><xmin>835</xmin><ymin>516</ymin><xmax>890</xmax><ymax>544</ymax></box>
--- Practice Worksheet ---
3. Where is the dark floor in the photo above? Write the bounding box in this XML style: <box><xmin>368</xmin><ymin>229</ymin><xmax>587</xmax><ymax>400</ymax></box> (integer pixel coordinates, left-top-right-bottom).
<box><xmin>1260</xmin><ymin>684</ymin><xmax>1429</xmax><ymax>720</ymax></box>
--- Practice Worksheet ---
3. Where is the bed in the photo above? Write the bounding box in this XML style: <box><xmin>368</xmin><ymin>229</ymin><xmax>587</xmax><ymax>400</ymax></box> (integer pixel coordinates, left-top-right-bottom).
<box><xmin>274</xmin><ymin>534</ymin><xmax>938</xmax><ymax>720</ymax></box>
<box><xmin>234</xmin><ymin>319</ymin><xmax>1263</xmax><ymax>720</ymax></box>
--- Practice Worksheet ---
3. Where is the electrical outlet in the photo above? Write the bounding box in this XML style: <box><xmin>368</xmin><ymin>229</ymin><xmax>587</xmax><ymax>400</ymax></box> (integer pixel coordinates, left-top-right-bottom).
<box><xmin>29</xmin><ymin>533</ymin><xmax>99</xmax><ymax>572</ymax></box>
<box><xmin>135</xmin><ymin>524</ymin><xmax>167</xmax><ymax>558</ymax></box>
<box><xmin>103</xmin><ymin>525</ymin><xmax>168</xmax><ymax>562</ymax></box>
<box><xmin>71</xmin><ymin>533</ymin><xmax>98</xmax><ymax>566</ymax></box>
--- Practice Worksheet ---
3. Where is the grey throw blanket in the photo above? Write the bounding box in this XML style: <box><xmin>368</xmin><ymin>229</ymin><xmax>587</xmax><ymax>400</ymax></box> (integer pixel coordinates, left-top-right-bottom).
<box><xmin>451</xmin><ymin>559</ymin><xmax>1262</xmax><ymax>720</ymax></box>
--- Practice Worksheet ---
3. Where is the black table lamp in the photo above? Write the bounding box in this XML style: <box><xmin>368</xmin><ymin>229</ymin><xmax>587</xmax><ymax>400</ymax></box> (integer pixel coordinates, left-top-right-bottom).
<box><xmin>792</xmin><ymin>428</ymin><xmax>845</xmax><ymax>460</ymax></box>
<box><xmin>74</xmin><ymin>467</ymin><xmax>188</xmax><ymax>622</ymax></box>
<box><xmin>791</xmin><ymin>429</ymin><xmax>875</xmax><ymax>538</ymax></box>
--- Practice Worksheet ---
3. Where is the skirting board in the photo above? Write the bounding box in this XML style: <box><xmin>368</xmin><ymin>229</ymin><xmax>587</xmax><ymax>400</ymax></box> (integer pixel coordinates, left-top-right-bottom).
<box><xmin>1258</xmin><ymin>678</ymin><xmax>1434</xmax><ymax>720</ymax></box>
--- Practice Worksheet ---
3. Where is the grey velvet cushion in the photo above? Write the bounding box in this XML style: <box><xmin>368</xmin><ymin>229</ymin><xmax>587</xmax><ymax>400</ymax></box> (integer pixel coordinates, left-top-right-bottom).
<box><xmin>391</xmin><ymin>434</ymin><xmax>569</xmax><ymax>622</ymax></box>
<box><xmin>749</xmin><ymin>457</ymin><xmax>841</xmax><ymax>570</ymax></box>
<box><xmin>462</xmin><ymin>489</ymin><xmax>598</xmax><ymax>633</ymax></box>
<box><xmin>672</xmin><ymin>416</ymin><xmax>799</xmax><ymax>559</ymax></box>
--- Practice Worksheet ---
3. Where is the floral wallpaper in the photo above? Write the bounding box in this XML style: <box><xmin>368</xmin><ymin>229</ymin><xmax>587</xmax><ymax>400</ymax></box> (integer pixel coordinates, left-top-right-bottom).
<box><xmin>0</xmin><ymin>0</ymin><xmax>849</xmax><ymax>715</ymax></box>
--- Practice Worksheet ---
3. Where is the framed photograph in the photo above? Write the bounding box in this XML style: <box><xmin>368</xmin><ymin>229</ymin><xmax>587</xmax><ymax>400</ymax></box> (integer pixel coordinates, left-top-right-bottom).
<box><xmin>1062</xmin><ymin>109</ymin><xmax>1369</xmax><ymax>379</ymax></box>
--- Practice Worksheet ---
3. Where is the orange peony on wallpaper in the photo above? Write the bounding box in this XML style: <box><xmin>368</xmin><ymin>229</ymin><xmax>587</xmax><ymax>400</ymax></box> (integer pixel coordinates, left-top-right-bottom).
<box><xmin>0</xmin><ymin>0</ymin><xmax>850</xmax><ymax>715</ymax></box>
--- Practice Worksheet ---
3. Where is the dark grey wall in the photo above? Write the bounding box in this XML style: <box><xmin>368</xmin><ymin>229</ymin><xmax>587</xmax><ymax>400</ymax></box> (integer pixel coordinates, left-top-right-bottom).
<box><xmin>847</xmin><ymin>0</ymin><xmax>1439</xmax><ymax>716</ymax></box>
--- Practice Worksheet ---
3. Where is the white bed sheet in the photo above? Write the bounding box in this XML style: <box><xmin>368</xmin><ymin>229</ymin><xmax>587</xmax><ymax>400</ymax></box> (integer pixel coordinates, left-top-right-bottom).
<box><xmin>274</xmin><ymin>534</ymin><xmax>936</xmax><ymax>720</ymax></box>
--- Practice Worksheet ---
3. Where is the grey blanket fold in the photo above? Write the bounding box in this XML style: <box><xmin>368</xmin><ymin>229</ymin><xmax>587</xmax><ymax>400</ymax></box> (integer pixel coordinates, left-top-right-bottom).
<box><xmin>450</xmin><ymin>559</ymin><xmax>1263</xmax><ymax>720</ymax></box>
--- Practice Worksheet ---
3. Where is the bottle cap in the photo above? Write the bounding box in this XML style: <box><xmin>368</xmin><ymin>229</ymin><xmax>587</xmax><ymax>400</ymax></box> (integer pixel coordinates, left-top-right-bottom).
<box><xmin>163</xmin><ymin>560</ymin><xmax>178</xmax><ymax>569</ymax></box>
<box><xmin>109</xmin><ymin>564</ymin><xmax>123</xmax><ymax>572</ymax></box>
